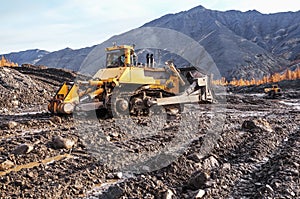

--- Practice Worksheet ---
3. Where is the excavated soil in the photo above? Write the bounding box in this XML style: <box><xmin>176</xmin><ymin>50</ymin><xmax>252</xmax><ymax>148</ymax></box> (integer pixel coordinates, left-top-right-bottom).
<box><xmin>0</xmin><ymin>65</ymin><xmax>299</xmax><ymax>198</ymax></box>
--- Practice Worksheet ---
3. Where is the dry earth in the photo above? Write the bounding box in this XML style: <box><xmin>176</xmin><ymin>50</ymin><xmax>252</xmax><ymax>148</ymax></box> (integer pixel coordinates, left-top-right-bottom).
<box><xmin>0</xmin><ymin>65</ymin><xmax>299</xmax><ymax>198</ymax></box>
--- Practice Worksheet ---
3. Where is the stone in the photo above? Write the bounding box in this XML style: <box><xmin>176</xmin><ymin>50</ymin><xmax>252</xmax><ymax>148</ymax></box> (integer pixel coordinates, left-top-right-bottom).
<box><xmin>203</xmin><ymin>156</ymin><xmax>219</xmax><ymax>170</ymax></box>
<box><xmin>2</xmin><ymin>67</ymin><xmax>10</xmax><ymax>72</ymax></box>
<box><xmin>106</xmin><ymin>136</ymin><xmax>111</xmax><ymax>141</ymax></box>
<box><xmin>195</xmin><ymin>189</ymin><xmax>205</xmax><ymax>198</ymax></box>
<box><xmin>50</xmin><ymin>116</ymin><xmax>62</xmax><ymax>124</ymax></box>
<box><xmin>242</xmin><ymin>120</ymin><xmax>257</xmax><ymax>130</ymax></box>
<box><xmin>110</xmin><ymin>132</ymin><xmax>119</xmax><ymax>137</ymax></box>
<box><xmin>12</xmin><ymin>143</ymin><xmax>34</xmax><ymax>155</ymax></box>
<box><xmin>284</xmin><ymin>168</ymin><xmax>299</xmax><ymax>176</ymax></box>
<box><xmin>163</xmin><ymin>189</ymin><xmax>175</xmax><ymax>199</ymax></box>
<box><xmin>107</xmin><ymin>172</ymin><xmax>123</xmax><ymax>179</ymax></box>
<box><xmin>116</xmin><ymin>172</ymin><xmax>123</xmax><ymax>179</ymax></box>
<box><xmin>254</xmin><ymin>119</ymin><xmax>273</xmax><ymax>132</ymax></box>
<box><xmin>265</xmin><ymin>184</ymin><xmax>273</xmax><ymax>192</ymax></box>
<box><xmin>168</xmin><ymin>108</ymin><xmax>179</xmax><ymax>115</ymax></box>
<box><xmin>242</xmin><ymin>120</ymin><xmax>262</xmax><ymax>132</ymax></box>
<box><xmin>27</xmin><ymin>171</ymin><xmax>35</xmax><ymax>179</ymax></box>
<box><xmin>7</xmin><ymin>121</ymin><xmax>18</xmax><ymax>129</ymax></box>
<box><xmin>187</xmin><ymin>171</ymin><xmax>210</xmax><ymax>190</ymax></box>
<box><xmin>288</xmin><ymin>190</ymin><xmax>296</xmax><ymax>197</ymax></box>
<box><xmin>52</xmin><ymin>136</ymin><xmax>75</xmax><ymax>149</ymax></box>
<box><xmin>187</xmin><ymin>153</ymin><xmax>205</xmax><ymax>163</ymax></box>
<box><xmin>106</xmin><ymin>173</ymin><xmax>114</xmax><ymax>179</ymax></box>
<box><xmin>0</xmin><ymin>160</ymin><xmax>14</xmax><ymax>171</ymax></box>
<box><xmin>99</xmin><ymin>185</ymin><xmax>123</xmax><ymax>199</ymax></box>
<box><xmin>11</xmin><ymin>100</ymin><xmax>19</xmax><ymax>107</ymax></box>
<box><xmin>222</xmin><ymin>163</ymin><xmax>231</xmax><ymax>170</ymax></box>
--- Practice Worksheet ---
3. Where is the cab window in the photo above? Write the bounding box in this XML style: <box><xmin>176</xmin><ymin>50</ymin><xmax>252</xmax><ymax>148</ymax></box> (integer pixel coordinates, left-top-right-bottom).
<box><xmin>106</xmin><ymin>49</ymin><xmax>125</xmax><ymax>68</ymax></box>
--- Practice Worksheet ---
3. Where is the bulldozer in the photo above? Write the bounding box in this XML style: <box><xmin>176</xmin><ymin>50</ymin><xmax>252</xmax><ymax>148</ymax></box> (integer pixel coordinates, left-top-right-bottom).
<box><xmin>264</xmin><ymin>84</ymin><xmax>282</xmax><ymax>99</ymax></box>
<box><xmin>48</xmin><ymin>44</ymin><xmax>214</xmax><ymax>117</ymax></box>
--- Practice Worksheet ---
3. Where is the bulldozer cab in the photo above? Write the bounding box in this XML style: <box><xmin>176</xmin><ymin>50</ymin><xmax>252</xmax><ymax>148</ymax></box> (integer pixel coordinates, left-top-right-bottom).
<box><xmin>270</xmin><ymin>84</ymin><xmax>280</xmax><ymax>93</ymax></box>
<box><xmin>106</xmin><ymin>45</ymin><xmax>136</xmax><ymax>68</ymax></box>
<box><xmin>264</xmin><ymin>84</ymin><xmax>282</xmax><ymax>99</ymax></box>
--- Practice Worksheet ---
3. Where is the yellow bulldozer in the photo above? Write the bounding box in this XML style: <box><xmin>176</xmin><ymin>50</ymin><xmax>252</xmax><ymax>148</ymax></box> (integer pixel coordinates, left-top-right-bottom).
<box><xmin>48</xmin><ymin>44</ymin><xmax>214</xmax><ymax>117</ymax></box>
<box><xmin>264</xmin><ymin>84</ymin><xmax>282</xmax><ymax>99</ymax></box>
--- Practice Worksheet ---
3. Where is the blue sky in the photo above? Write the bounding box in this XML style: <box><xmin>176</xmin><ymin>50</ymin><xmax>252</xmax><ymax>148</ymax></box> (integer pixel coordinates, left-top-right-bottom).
<box><xmin>1</xmin><ymin>0</ymin><xmax>300</xmax><ymax>54</ymax></box>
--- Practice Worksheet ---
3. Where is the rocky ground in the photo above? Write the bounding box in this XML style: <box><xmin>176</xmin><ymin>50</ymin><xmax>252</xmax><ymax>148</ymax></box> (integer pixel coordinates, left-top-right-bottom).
<box><xmin>0</xmin><ymin>65</ymin><xmax>299</xmax><ymax>198</ymax></box>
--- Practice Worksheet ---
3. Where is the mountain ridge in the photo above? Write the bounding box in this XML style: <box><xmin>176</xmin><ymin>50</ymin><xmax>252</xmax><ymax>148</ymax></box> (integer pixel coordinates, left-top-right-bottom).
<box><xmin>2</xmin><ymin>5</ymin><xmax>300</xmax><ymax>80</ymax></box>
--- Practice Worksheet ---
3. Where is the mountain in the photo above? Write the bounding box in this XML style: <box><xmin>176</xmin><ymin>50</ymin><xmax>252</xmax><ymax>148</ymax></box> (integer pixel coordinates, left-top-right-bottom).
<box><xmin>4</xmin><ymin>49</ymin><xmax>49</xmax><ymax>65</ymax></box>
<box><xmin>211</xmin><ymin>9</ymin><xmax>300</xmax><ymax>60</ymax></box>
<box><xmin>3</xmin><ymin>5</ymin><xmax>300</xmax><ymax>80</ymax></box>
<box><xmin>35</xmin><ymin>46</ymin><xmax>95</xmax><ymax>71</ymax></box>
<box><xmin>141</xmin><ymin>6</ymin><xmax>299</xmax><ymax>79</ymax></box>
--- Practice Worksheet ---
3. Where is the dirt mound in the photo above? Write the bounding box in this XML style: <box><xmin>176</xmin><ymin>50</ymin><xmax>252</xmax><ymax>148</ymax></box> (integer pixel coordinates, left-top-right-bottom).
<box><xmin>0</xmin><ymin>67</ymin><xmax>47</xmax><ymax>113</ymax></box>
<box><xmin>0</xmin><ymin>65</ymin><xmax>79</xmax><ymax>113</ymax></box>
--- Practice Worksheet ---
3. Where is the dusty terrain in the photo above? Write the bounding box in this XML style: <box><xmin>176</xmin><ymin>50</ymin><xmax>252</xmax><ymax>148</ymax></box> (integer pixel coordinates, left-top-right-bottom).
<box><xmin>0</xmin><ymin>65</ymin><xmax>299</xmax><ymax>198</ymax></box>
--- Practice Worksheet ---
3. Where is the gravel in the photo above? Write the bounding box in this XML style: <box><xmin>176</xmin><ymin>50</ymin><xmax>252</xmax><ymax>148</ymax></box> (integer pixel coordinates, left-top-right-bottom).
<box><xmin>0</xmin><ymin>66</ymin><xmax>299</xmax><ymax>198</ymax></box>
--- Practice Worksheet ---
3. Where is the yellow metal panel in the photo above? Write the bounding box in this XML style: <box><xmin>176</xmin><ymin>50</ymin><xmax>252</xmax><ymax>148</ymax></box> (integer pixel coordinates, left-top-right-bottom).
<box><xmin>155</xmin><ymin>80</ymin><xmax>161</xmax><ymax>84</ymax></box>
<box><xmin>143</xmin><ymin>67</ymin><xmax>166</xmax><ymax>72</ymax></box>
<box><xmin>64</xmin><ymin>84</ymin><xmax>79</xmax><ymax>103</ymax></box>
<box><xmin>106</xmin><ymin>45</ymin><xmax>133</xmax><ymax>52</ymax></box>
<box><xmin>124</xmin><ymin>48</ymin><xmax>131</xmax><ymax>66</ymax></box>
<box><xmin>93</xmin><ymin>67</ymin><xmax>126</xmax><ymax>80</ymax></box>
<box><xmin>56</xmin><ymin>82</ymin><xmax>69</xmax><ymax>100</ymax></box>
<box><xmin>118</xmin><ymin>67</ymin><xmax>130</xmax><ymax>82</ymax></box>
<box><xmin>88</xmin><ymin>88</ymin><xmax>104</xmax><ymax>99</ymax></box>
<box><xmin>149</xmin><ymin>85</ymin><xmax>165</xmax><ymax>90</ymax></box>
<box><xmin>88</xmin><ymin>80</ymin><xmax>104</xmax><ymax>86</ymax></box>
<box><xmin>119</xmin><ymin>67</ymin><xmax>157</xmax><ymax>84</ymax></box>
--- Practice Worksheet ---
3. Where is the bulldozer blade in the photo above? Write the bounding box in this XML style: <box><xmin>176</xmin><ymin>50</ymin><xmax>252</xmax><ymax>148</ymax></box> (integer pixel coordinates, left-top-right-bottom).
<box><xmin>75</xmin><ymin>102</ymin><xmax>104</xmax><ymax>112</ymax></box>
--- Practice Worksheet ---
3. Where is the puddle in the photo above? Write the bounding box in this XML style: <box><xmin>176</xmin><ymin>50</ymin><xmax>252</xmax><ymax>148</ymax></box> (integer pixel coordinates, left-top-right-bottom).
<box><xmin>244</xmin><ymin>93</ymin><xmax>265</xmax><ymax>98</ymax></box>
<box><xmin>0</xmin><ymin>154</ymin><xmax>73</xmax><ymax>176</ymax></box>
<box><xmin>82</xmin><ymin>179</ymin><xmax>123</xmax><ymax>198</ymax></box>
<box><xmin>13</xmin><ymin>111</ymin><xmax>46</xmax><ymax>116</ymax></box>
<box><xmin>279</xmin><ymin>100</ymin><xmax>300</xmax><ymax>110</ymax></box>
<box><xmin>83</xmin><ymin>172</ymin><xmax>135</xmax><ymax>198</ymax></box>
<box><xmin>0</xmin><ymin>129</ymin><xmax>47</xmax><ymax>141</ymax></box>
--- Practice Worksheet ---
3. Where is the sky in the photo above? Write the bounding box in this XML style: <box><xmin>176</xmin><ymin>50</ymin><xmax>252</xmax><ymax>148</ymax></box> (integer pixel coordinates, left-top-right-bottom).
<box><xmin>1</xmin><ymin>0</ymin><xmax>300</xmax><ymax>54</ymax></box>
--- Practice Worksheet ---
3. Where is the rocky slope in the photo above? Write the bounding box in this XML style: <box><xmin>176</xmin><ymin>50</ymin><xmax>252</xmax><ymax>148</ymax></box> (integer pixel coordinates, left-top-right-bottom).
<box><xmin>0</xmin><ymin>65</ymin><xmax>79</xmax><ymax>114</ymax></box>
<box><xmin>212</xmin><ymin>10</ymin><xmax>300</xmax><ymax>60</ymax></box>
<box><xmin>142</xmin><ymin>6</ymin><xmax>299</xmax><ymax>79</ymax></box>
<box><xmin>36</xmin><ymin>46</ymin><xmax>95</xmax><ymax>71</ymax></box>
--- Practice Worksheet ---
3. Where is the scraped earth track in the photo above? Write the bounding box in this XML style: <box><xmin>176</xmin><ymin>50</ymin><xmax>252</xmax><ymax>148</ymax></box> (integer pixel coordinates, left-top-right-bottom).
<box><xmin>0</xmin><ymin>65</ymin><xmax>299</xmax><ymax>198</ymax></box>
